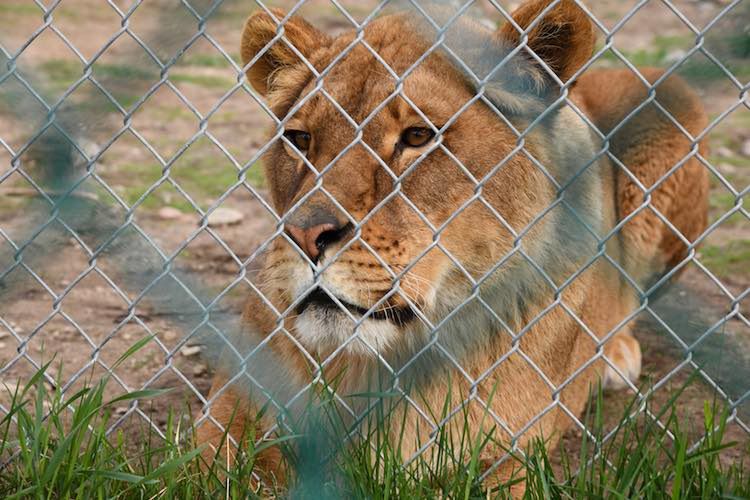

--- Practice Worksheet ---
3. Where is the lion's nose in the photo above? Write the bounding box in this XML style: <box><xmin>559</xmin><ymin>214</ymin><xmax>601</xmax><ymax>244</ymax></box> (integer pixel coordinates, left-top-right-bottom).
<box><xmin>285</xmin><ymin>221</ymin><xmax>350</xmax><ymax>263</ymax></box>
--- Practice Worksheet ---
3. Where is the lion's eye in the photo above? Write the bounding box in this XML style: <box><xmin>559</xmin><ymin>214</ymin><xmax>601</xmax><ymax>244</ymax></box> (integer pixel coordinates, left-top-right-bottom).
<box><xmin>401</xmin><ymin>127</ymin><xmax>435</xmax><ymax>148</ymax></box>
<box><xmin>284</xmin><ymin>130</ymin><xmax>311</xmax><ymax>153</ymax></box>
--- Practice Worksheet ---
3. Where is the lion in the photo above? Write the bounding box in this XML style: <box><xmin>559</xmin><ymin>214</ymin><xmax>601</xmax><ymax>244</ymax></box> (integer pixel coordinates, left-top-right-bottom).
<box><xmin>196</xmin><ymin>0</ymin><xmax>708</xmax><ymax>491</ymax></box>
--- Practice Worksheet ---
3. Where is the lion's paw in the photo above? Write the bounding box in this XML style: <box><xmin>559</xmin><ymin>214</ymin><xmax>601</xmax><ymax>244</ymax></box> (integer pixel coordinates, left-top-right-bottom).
<box><xmin>602</xmin><ymin>333</ymin><xmax>642</xmax><ymax>390</ymax></box>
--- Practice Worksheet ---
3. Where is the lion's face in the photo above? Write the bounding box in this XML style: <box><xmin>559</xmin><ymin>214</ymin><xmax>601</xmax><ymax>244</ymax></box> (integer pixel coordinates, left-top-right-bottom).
<box><xmin>242</xmin><ymin>6</ymin><xmax>598</xmax><ymax>357</ymax></box>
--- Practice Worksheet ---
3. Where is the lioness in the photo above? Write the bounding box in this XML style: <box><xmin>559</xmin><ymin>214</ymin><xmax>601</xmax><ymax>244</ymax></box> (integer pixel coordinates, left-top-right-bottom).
<box><xmin>197</xmin><ymin>0</ymin><xmax>708</xmax><ymax>489</ymax></box>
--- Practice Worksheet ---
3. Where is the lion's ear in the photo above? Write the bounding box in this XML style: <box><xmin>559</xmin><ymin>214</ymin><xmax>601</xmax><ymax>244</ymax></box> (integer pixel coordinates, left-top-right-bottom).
<box><xmin>241</xmin><ymin>9</ymin><xmax>330</xmax><ymax>96</ymax></box>
<box><xmin>497</xmin><ymin>0</ymin><xmax>595</xmax><ymax>84</ymax></box>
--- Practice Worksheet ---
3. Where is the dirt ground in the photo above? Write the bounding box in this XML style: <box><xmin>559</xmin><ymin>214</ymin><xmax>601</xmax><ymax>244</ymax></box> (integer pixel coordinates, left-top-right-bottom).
<box><xmin>0</xmin><ymin>0</ymin><xmax>748</xmax><ymax>473</ymax></box>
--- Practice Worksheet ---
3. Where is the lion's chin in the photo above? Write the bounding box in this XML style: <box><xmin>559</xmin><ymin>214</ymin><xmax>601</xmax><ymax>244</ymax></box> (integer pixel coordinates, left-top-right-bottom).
<box><xmin>294</xmin><ymin>307</ymin><xmax>400</xmax><ymax>357</ymax></box>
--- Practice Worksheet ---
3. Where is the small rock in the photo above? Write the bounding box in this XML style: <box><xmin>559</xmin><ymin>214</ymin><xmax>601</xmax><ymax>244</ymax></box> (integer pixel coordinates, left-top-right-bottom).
<box><xmin>180</xmin><ymin>345</ymin><xmax>202</xmax><ymax>357</ymax></box>
<box><xmin>0</xmin><ymin>330</ymin><xmax>9</xmax><ymax>339</ymax></box>
<box><xmin>0</xmin><ymin>342</ymin><xmax>6</xmax><ymax>350</ymax></box>
<box><xmin>718</xmin><ymin>163</ymin><xmax>737</xmax><ymax>175</ymax></box>
<box><xmin>716</xmin><ymin>146</ymin><xmax>734</xmax><ymax>158</ymax></box>
<box><xmin>193</xmin><ymin>364</ymin><xmax>208</xmax><ymax>377</ymax></box>
<box><xmin>742</xmin><ymin>139</ymin><xmax>750</xmax><ymax>157</ymax></box>
<box><xmin>158</xmin><ymin>206</ymin><xmax>183</xmax><ymax>220</ymax></box>
<box><xmin>60</xmin><ymin>326</ymin><xmax>77</xmax><ymax>337</ymax></box>
<box><xmin>163</xmin><ymin>330</ymin><xmax>179</xmax><ymax>342</ymax></box>
<box><xmin>665</xmin><ymin>49</ymin><xmax>687</xmax><ymax>64</ymax></box>
<box><xmin>114</xmin><ymin>406</ymin><xmax>129</xmax><ymax>416</ymax></box>
<box><xmin>479</xmin><ymin>18</ymin><xmax>496</xmax><ymax>30</ymax></box>
<box><xmin>79</xmin><ymin>138</ymin><xmax>100</xmax><ymax>161</ymax></box>
<box><xmin>1</xmin><ymin>380</ymin><xmax>21</xmax><ymax>395</ymax></box>
<box><xmin>207</xmin><ymin>207</ymin><xmax>243</xmax><ymax>227</ymax></box>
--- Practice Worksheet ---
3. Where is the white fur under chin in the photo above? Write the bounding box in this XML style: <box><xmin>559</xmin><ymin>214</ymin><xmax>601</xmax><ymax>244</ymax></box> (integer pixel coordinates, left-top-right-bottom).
<box><xmin>294</xmin><ymin>310</ymin><xmax>400</xmax><ymax>357</ymax></box>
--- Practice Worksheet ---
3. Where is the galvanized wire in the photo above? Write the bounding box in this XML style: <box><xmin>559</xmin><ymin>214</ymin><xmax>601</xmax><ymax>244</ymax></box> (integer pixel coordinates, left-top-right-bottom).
<box><xmin>0</xmin><ymin>0</ymin><xmax>748</xmax><ymax>485</ymax></box>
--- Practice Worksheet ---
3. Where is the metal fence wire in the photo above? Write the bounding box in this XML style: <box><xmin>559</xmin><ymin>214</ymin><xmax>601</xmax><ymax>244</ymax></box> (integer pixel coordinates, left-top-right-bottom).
<box><xmin>0</xmin><ymin>0</ymin><xmax>748</xmax><ymax>487</ymax></box>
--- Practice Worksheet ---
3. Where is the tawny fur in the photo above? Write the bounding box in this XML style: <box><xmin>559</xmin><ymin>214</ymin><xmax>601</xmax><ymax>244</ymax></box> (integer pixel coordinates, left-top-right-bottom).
<box><xmin>198</xmin><ymin>0</ymin><xmax>708</xmax><ymax>491</ymax></box>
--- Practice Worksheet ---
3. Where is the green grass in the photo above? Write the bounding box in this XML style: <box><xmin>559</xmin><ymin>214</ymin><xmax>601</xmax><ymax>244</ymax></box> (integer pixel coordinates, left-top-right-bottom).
<box><xmin>599</xmin><ymin>47</ymin><xmax>669</xmax><ymax>68</ymax></box>
<box><xmin>38</xmin><ymin>60</ymin><xmax>83</xmax><ymax>89</ymax></box>
<box><xmin>242</xmin><ymin>163</ymin><xmax>266</xmax><ymax>188</ymax></box>
<box><xmin>0</xmin><ymin>195</ymin><xmax>24</xmax><ymax>216</ymax></box>
<box><xmin>709</xmin><ymin>193</ymin><xmax>737</xmax><ymax>211</ymax></box>
<box><xmin>129</xmin><ymin>185</ymin><xmax>197</xmax><ymax>213</ymax></box>
<box><xmin>0</xmin><ymin>3</ymin><xmax>42</xmax><ymax>16</ymax></box>
<box><xmin>39</xmin><ymin>60</ymin><xmax>157</xmax><ymax>84</ymax></box>
<box><xmin>699</xmin><ymin>240</ymin><xmax>750</xmax><ymax>279</ymax></box>
<box><xmin>596</xmin><ymin>33</ymin><xmax>750</xmax><ymax>81</ymax></box>
<box><xmin>37</xmin><ymin>60</ymin><xmax>145</xmax><ymax>108</ymax></box>
<box><xmin>678</xmin><ymin>60</ymin><xmax>750</xmax><ymax>83</ymax></box>
<box><xmin>37</xmin><ymin>59</ymin><xmax>237</xmax><ymax>106</ymax></box>
<box><xmin>169</xmin><ymin>73</ymin><xmax>237</xmax><ymax>90</ymax></box>
<box><xmin>156</xmin><ymin>106</ymin><xmax>196</xmax><ymax>122</ymax></box>
<box><xmin>180</xmin><ymin>53</ymin><xmax>241</xmax><ymax>68</ymax></box>
<box><xmin>1</xmin><ymin>342</ymin><xmax>748</xmax><ymax>498</ymax></box>
<box><xmin>0</xmin><ymin>2</ymin><xmax>111</xmax><ymax>21</ymax></box>
<box><xmin>94</xmin><ymin>64</ymin><xmax>157</xmax><ymax>82</ymax></box>
<box><xmin>105</xmin><ymin>156</ymin><xmax>264</xmax><ymax>213</ymax></box>
<box><xmin>709</xmin><ymin>193</ymin><xmax>747</xmax><ymax>227</ymax></box>
<box><xmin>709</xmin><ymin>155</ymin><xmax>748</xmax><ymax>169</ymax></box>
<box><xmin>598</xmin><ymin>35</ymin><xmax>692</xmax><ymax>67</ymax></box>
<box><xmin>172</xmin><ymin>159</ymin><xmax>238</xmax><ymax>200</ymax></box>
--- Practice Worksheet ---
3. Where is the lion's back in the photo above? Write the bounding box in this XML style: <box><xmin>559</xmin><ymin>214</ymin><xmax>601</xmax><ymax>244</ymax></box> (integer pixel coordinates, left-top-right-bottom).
<box><xmin>573</xmin><ymin>68</ymin><xmax>709</xmax><ymax>284</ymax></box>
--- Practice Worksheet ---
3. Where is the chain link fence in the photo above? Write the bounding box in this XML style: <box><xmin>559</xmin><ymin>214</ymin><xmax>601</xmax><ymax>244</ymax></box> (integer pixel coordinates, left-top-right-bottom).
<box><xmin>0</xmin><ymin>0</ymin><xmax>748</xmax><ymax>487</ymax></box>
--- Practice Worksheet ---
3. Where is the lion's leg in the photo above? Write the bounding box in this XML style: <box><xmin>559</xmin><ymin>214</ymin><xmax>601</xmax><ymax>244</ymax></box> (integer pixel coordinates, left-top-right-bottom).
<box><xmin>195</xmin><ymin>379</ymin><xmax>251</xmax><ymax>468</ymax></box>
<box><xmin>603</xmin><ymin>275</ymin><xmax>643</xmax><ymax>389</ymax></box>
<box><xmin>602</xmin><ymin>328</ymin><xmax>642</xmax><ymax>390</ymax></box>
<box><xmin>195</xmin><ymin>374</ymin><xmax>286</xmax><ymax>483</ymax></box>
<box><xmin>604</xmin><ymin>152</ymin><xmax>706</xmax><ymax>391</ymax></box>
<box><xmin>589</xmin><ymin>260</ymin><xmax>643</xmax><ymax>391</ymax></box>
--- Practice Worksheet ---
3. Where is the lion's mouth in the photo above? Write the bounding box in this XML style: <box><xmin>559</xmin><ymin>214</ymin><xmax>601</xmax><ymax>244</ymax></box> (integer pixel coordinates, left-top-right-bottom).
<box><xmin>296</xmin><ymin>288</ymin><xmax>416</xmax><ymax>325</ymax></box>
